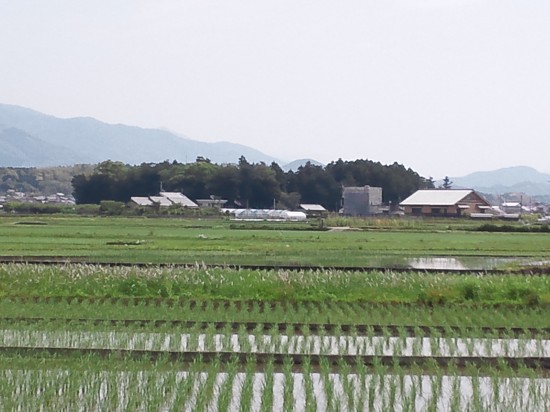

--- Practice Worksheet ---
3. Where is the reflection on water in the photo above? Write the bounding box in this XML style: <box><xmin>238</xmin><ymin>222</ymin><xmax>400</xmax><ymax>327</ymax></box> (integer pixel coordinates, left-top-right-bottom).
<box><xmin>367</xmin><ymin>256</ymin><xmax>528</xmax><ymax>270</ymax></box>
<box><xmin>3</xmin><ymin>369</ymin><xmax>549</xmax><ymax>411</ymax></box>
<box><xmin>406</xmin><ymin>256</ymin><xmax>518</xmax><ymax>270</ymax></box>
<box><xmin>3</xmin><ymin>330</ymin><xmax>549</xmax><ymax>358</ymax></box>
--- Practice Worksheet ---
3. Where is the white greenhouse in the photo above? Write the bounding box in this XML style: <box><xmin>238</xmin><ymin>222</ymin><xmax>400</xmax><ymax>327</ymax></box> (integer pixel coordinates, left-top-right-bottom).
<box><xmin>232</xmin><ymin>209</ymin><xmax>307</xmax><ymax>221</ymax></box>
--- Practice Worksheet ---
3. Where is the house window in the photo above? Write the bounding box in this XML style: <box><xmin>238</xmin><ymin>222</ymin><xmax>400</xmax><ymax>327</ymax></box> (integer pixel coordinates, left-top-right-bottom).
<box><xmin>411</xmin><ymin>207</ymin><xmax>422</xmax><ymax>215</ymax></box>
<box><xmin>431</xmin><ymin>208</ymin><xmax>441</xmax><ymax>215</ymax></box>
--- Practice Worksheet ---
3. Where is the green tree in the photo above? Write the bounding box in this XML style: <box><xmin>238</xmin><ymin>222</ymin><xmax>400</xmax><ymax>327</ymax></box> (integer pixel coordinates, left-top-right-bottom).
<box><xmin>442</xmin><ymin>176</ymin><xmax>453</xmax><ymax>189</ymax></box>
<box><xmin>238</xmin><ymin>160</ymin><xmax>280</xmax><ymax>208</ymax></box>
<box><xmin>207</xmin><ymin>165</ymin><xmax>240</xmax><ymax>202</ymax></box>
<box><xmin>290</xmin><ymin>162</ymin><xmax>341</xmax><ymax>210</ymax></box>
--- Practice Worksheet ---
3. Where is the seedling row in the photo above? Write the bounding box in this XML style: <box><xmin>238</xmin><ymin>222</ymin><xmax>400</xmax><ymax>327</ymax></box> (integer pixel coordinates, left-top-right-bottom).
<box><xmin>2</xmin><ymin>317</ymin><xmax>549</xmax><ymax>338</ymax></box>
<box><xmin>1</xmin><ymin>356</ymin><xmax>549</xmax><ymax>411</ymax></box>
<box><xmin>2</xmin><ymin>298</ymin><xmax>549</xmax><ymax>329</ymax></box>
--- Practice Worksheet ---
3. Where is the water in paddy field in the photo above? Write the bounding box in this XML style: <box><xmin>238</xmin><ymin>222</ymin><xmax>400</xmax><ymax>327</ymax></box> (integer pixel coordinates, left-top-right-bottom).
<box><xmin>2</xmin><ymin>330</ymin><xmax>550</xmax><ymax>357</ymax></box>
<box><xmin>405</xmin><ymin>257</ymin><xmax>519</xmax><ymax>270</ymax></box>
<box><xmin>369</xmin><ymin>256</ymin><xmax>538</xmax><ymax>270</ymax></box>
<box><xmin>1</xmin><ymin>369</ymin><xmax>549</xmax><ymax>411</ymax></box>
<box><xmin>2</xmin><ymin>330</ymin><xmax>549</xmax><ymax>410</ymax></box>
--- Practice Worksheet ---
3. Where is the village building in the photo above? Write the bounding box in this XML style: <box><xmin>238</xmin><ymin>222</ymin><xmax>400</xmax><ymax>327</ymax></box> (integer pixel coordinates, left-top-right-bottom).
<box><xmin>400</xmin><ymin>189</ymin><xmax>491</xmax><ymax>217</ymax></box>
<box><xmin>195</xmin><ymin>197</ymin><xmax>228</xmax><ymax>209</ymax></box>
<box><xmin>299</xmin><ymin>204</ymin><xmax>328</xmax><ymax>218</ymax></box>
<box><xmin>148</xmin><ymin>196</ymin><xmax>174</xmax><ymax>207</ymax></box>
<box><xmin>341</xmin><ymin>186</ymin><xmax>383</xmax><ymax>216</ymax></box>
<box><xmin>130</xmin><ymin>197</ymin><xmax>154</xmax><ymax>207</ymax></box>
<box><xmin>158</xmin><ymin>192</ymin><xmax>198</xmax><ymax>208</ymax></box>
<box><xmin>129</xmin><ymin>192</ymin><xmax>198</xmax><ymax>208</ymax></box>
<box><xmin>501</xmin><ymin>202</ymin><xmax>522</xmax><ymax>215</ymax></box>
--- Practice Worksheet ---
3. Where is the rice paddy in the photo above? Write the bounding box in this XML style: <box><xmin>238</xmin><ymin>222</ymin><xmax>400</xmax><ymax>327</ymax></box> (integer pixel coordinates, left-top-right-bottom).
<box><xmin>1</xmin><ymin>215</ymin><xmax>550</xmax><ymax>409</ymax></box>
<box><xmin>0</xmin><ymin>265</ymin><xmax>548</xmax><ymax>410</ymax></box>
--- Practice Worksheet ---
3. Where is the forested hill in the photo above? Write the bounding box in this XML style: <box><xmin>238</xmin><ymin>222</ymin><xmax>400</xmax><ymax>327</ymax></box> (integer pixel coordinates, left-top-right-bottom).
<box><xmin>72</xmin><ymin>158</ymin><xmax>432</xmax><ymax>210</ymax></box>
<box><xmin>0</xmin><ymin>165</ymin><xmax>94</xmax><ymax>196</ymax></box>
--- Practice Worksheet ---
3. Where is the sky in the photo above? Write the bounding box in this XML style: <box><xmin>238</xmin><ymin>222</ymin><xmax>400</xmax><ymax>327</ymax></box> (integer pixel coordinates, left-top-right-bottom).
<box><xmin>1</xmin><ymin>1</ymin><xmax>549</xmax><ymax>179</ymax></box>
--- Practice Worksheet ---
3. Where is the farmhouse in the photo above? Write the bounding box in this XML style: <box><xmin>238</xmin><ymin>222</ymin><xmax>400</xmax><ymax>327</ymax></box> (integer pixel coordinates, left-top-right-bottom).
<box><xmin>130</xmin><ymin>192</ymin><xmax>198</xmax><ymax>208</ymax></box>
<box><xmin>400</xmin><ymin>189</ymin><xmax>491</xmax><ymax>217</ymax></box>
<box><xmin>158</xmin><ymin>192</ymin><xmax>198</xmax><ymax>207</ymax></box>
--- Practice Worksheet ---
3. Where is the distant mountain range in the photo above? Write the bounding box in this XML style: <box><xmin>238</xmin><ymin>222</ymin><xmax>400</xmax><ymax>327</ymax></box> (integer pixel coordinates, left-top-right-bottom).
<box><xmin>3</xmin><ymin>103</ymin><xmax>549</xmax><ymax>199</ymax></box>
<box><xmin>450</xmin><ymin>166</ymin><xmax>550</xmax><ymax>198</ymax></box>
<box><xmin>0</xmin><ymin>103</ymin><xmax>284</xmax><ymax>167</ymax></box>
<box><xmin>281</xmin><ymin>158</ymin><xmax>324</xmax><ymax>172</ymax></box>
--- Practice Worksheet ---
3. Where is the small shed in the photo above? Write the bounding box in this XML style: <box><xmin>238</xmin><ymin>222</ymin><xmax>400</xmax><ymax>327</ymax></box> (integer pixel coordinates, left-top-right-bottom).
<box><xmin>299</xmin><ymin>204</ymin><xmax>328</xmax><ymax>218</ymax></box>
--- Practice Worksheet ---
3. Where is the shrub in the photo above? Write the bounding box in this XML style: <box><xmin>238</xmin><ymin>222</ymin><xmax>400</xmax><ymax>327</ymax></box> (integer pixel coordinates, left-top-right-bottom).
<box><xmin>99</xmin><ymin>200</ymin><xmax>125</xmax><ymax>215</ymax></box>
<box><xmin>523</xmin><ymin>290</ymin><xmax>541</xmax><ymax>306</ymax></box>
<box><xmin>2</xmin><ymin>201</ymin><xmax>73</xmax><ymax>214</ymax></box>
<box><xmin>75</xmin><ymin>204</ymin><xmax>100</xmax><ymax>215</ymax></box>
<box><xmin>417</xmin><ymin>288</ymin><xmax>449</xmax><ymax>305</ymax></box>
<box><xmin>477</xmin><ymin>223</ymin><xmax>550</xmax><ymax>233</ymax></box>
<box><xmin>462</xmin><ymin>282</ymin><xmax>481</xmax><ymax>301</ymax></box>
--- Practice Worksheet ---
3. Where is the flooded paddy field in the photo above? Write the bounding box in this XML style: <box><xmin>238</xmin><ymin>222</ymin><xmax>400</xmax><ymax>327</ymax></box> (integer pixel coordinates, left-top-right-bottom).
<box><xmin>1</xmin><ymin>261</ymin><xmax>549</xmax><ymax>409</ymax></box>
<box><xmin>2</xmin><ymin>367</ymin><xmax>549</xmax><ymax>411</ymax></box>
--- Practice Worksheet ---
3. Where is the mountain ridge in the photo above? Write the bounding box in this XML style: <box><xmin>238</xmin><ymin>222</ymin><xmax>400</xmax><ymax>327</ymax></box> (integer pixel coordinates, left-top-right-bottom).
<box><xmin>451</xmin><ymin>166</ymin><xmax>550</xmax><ymax>197</ymax></box>
<box><xmin>0</xmin><ymin>103</ymin><xmax>283</xmax><ymax>167</ymax></box>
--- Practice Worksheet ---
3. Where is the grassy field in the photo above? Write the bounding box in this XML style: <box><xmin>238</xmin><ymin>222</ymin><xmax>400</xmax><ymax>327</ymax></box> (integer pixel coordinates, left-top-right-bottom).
<box><xmin>1</xmin><ymin>263</ymin><xmax>550</xmax><ymax>304</ymax></box>
<box><xmin>1</xmin><ymin>215</ymin><xmax>549</xmax><ymax>266</ymax></box>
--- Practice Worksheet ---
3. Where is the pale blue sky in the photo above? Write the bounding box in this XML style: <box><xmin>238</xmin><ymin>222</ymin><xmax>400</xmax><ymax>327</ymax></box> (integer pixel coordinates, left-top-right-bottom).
<box><xmin>1</xmin><ymin>1</ymin><xmax>549</xmax><ymax>178</ymax></box>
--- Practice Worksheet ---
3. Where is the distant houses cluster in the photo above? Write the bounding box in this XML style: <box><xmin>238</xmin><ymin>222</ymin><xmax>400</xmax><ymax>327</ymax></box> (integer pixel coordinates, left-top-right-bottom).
<box><xmin>130</xmin><ymin>192</ymin><xmax>319</xmax><ymax>221</ymax></box>
<box><xmin>1</xmin><ymin>186</ymin><xmax>548</xmax><ymax>219</ymax></box>
<box><xmin>0</xmin><ymin>189</ymin><xmax>75</xmax><ymax>209</ymax></box>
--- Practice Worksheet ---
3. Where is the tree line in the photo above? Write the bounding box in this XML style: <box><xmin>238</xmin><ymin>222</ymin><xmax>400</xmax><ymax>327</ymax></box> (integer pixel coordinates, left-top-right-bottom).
<box><xmin>72</xmin><ymin>157</ymin><xmax>434</xmax><ymax>211</ymax></box>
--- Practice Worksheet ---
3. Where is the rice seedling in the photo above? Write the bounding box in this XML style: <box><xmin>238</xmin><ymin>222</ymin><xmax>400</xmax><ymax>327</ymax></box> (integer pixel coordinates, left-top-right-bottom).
<box><xmin>201</xmin><ymin>360</ymin><xmax>225</xmax><ymax>410</ymax></box>
<box><xmin>234</xmin><ymin>357</ymin><xmax>255</xmax><ymax>412</ymax></box>
<box><xmin>259</xmin><ymin>357</ymin><xmax>275</xmax><ymax>412</ymax></box>
<box><xmin>214</xmin><ymin>358</ymin><xmax>237</xmax><ymax>410</ymax></box>
<box><xmin>301</xmin><ymin>356</ymin><xmax>317</xmax><ymax>412</ymax></box>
